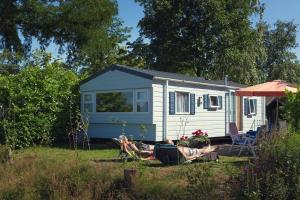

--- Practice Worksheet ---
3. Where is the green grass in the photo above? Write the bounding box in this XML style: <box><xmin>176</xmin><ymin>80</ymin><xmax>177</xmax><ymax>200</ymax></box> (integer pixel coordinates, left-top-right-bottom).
<box><xmin>0</xmin><ymin>145</ymin><xmax>249</xmax><ymax>199</ymax></box>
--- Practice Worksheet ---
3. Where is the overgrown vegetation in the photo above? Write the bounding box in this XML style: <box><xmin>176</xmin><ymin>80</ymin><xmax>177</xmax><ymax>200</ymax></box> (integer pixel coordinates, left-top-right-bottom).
<box><xmin>0</xmin><ymin>146</ymin><xmax>247</xmax><ymax>200</ymax></box>
<box><xmin>234</xmin><ymin>131</ymin><xmax>300</xmax><ymax>199</ymax></box>
<box><xmin>0</xmin><ymin>63</ymin><xmax>80</xmax><ymax>148</ymax></box>
<box><xmin>284</xmin><ymin>89</ymin><xmax>300</xmax><ymax>131</ymax></box>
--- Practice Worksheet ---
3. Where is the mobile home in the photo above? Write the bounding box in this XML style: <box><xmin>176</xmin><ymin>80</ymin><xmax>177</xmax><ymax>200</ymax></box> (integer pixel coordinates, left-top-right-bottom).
<box><xmin>79</xmin><ymin>64</ymin><xmax>265</xmax><ymax>141</ymax></box>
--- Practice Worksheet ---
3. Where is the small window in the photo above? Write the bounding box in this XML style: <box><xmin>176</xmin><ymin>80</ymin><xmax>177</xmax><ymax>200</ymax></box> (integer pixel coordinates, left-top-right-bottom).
<box><xmin>248</xmin><ymin>99</ymin><xmax>256</xmax><ymax>115</ymax></box>
<box><xmin>136</xmin><ymin>90</ymin><xmax>149</xmax><ymax>112</ymax></box>
<box><xmin>209</xmin><ymin>95</ymin><xmax>220</xmax><ymax>108</ymax></box>
<box><xmin>83</xmin><ymin>94</ymin><xmax>93</xmax><ymax>113</ymax></box>
<box><xmin>176</xmin><ymin>92</ymin><xmax>189</xmax><ymax>113</ymax></box>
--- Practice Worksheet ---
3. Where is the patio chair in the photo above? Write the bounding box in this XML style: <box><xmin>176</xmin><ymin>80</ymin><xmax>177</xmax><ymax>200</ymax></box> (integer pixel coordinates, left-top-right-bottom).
<box><xmin>112</xmin><ymin>137</ymin><xmax>139</xmax><ymax>161</ymax></box>
<box><xmin>228</xmin><ymin>122</ymin><xmax>257</xmax><ymax>156</ymax></box>
<box><xmin>154</xmin><ymin>144</ymin><xmax>218</xmax><ymax>164</ymax></box>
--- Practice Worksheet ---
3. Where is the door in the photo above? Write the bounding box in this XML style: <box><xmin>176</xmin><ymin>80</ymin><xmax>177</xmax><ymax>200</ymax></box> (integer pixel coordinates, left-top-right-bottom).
<box><xmin>226</xmin><ymin>90</ymin><xmax>237</xmax><ymax>134</ymax></box>
<box><xmin>226</xmin><ymin>90</ymin><xmax>242</xmax><ymax>134</ymax></box>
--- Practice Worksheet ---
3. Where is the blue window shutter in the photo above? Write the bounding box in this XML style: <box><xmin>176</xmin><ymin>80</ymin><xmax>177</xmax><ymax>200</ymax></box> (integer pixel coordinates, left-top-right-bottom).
<box><xmin>169</xmin><ymin>92</ymin><xmax>175</xmax><ymax>115</ymax></box>
<box><xmin>190</xmin><ymin>93</ymin><xmax>195</xmax><ymax>115</ymax></box>
<box><xmin>218</xmin><ymin>96</ymin><xmax>222</xmax><ymax>110</ymax></box>
<box><xmin>203</xmin><ymin>94</ymin><xmax>209</xmax><ymax>109</ymax></box>
<box><xmin>244</xmin><ymin>98</ymin><xmax>249</xmax><ymax>116</ymax></box>
<box><xmin>254</xmin><ymin>99</ymin><xmax>257</xmax><ymax>115</ymax></box>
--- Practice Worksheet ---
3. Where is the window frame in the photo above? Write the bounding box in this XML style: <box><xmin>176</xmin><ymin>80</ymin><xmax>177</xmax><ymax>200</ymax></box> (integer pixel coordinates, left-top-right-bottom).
<box><xmin>175</xmin><ymin>91</ymin><xmax>190</xmax><ymax>114</ymax></box>
<box><xmin>209</xmin><ymin>95</ymin><xmax>220</xmax><ymax>108</ymax></box>
<box><xmin>135</xmin><ymin>89</ymin><xmax>149</xmax><ymax>113</ymax></box>
<box><xmin>82</xmin><ymin>93</ymin><xmax>93</xmax><ymax>113</ymax></box>
<box><xmin>95</xmin><ymin>89</ymin><xmax>134</xmax><ymax>113</ymax></box>
<box><xmin>248</xmin><ymin>98</ymin><xmax>256</xmax><ymax>115</ymax></box>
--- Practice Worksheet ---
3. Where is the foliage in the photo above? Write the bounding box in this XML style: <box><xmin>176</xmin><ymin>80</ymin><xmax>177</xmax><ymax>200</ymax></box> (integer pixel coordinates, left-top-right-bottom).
<box><xmin>0</xmin><ymin>62</ymin><xmax>80</xmax><ymax>148</ymax></box>
<box><xmin>0</xmin><ymin>0</ymin><xmax>129</xmax><ymax>71</ymax></box>
<box><xmin>0</xmin><ymin>145</ymin><xmax>12</xmax><ymax>164</ymax></box>
<box><xmin>235</xmin><ymin>131</ymin><xmax>300</xmax><ymax>200</ymax></box>
<box><xmin>0</xmin><ymin>50</ymin><xmax>23</xmax><ymax>75</ymax></box>
<box><xmin>260</xmin><ymin>20</ymin><xmax>300</xmax><ymax>83</ymax></box>
<box><xmin>284</xmin><ymin>88</ymin><xmax>300</xmax><ymax>132</ymax></box>
<box><xmin>185</xmin><ymin>164</ymin><xmax>218</xmax><ymax>199</ymax></box>
<box><xmin>133</xmin><ymin>0</ymin><xmax>266</xmax><ymax>84</ymax></box>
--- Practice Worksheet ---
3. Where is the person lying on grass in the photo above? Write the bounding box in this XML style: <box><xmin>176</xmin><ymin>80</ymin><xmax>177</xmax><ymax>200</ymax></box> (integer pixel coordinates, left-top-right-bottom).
<box><xmin>177</xmin><ymin>145</ymin><xmax>216</xmax><ymax>160</ymax></box>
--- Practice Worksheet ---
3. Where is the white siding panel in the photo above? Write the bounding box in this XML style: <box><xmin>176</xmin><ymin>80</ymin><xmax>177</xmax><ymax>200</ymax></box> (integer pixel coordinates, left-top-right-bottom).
<box><xmin>152</xmin><ymin>84</ymin><xmax>164</xmax><ymax>141</ymax></box>
<box><xmin>152</xmin><ymin>83</ymin><xmax>227</xmax><ymax>140</ymax></box>
<box><xmin>242</xmin><ymin>96</ymin><xmax>265</xmax><ymax>132</ymax></box>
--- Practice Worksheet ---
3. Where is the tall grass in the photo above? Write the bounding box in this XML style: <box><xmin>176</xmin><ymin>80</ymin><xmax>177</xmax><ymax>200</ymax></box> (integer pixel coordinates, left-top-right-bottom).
<box><xmin>0</xmin><ymin>145</ymin><xmax>247</xmax><ymax>200</ymax></box>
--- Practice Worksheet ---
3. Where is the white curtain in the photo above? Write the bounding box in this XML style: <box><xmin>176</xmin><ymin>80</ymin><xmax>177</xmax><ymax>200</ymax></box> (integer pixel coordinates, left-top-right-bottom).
<box><xmin>177</xmin><ymin>93</ymin><xmax>189</xmax><ymax>113</ymax></box>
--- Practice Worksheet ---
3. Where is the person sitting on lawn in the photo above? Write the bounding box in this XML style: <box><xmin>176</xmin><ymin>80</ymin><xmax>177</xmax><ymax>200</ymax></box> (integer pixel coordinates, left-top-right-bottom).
<box><xmin>177</xmin><ymin>145</ymin><xmax>216</xmax><ymax>160</ymax></box>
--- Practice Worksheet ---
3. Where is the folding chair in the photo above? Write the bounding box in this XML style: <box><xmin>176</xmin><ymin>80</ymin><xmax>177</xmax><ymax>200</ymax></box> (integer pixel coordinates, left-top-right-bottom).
<box><xmin>228</xmin><ymin>122</ymin><xmax>257</xmax><ymax>156</ymax></box>
<box><xmin>112</xmin><ymin>137</ymin><xmax>139</xmax><ymax>161</ymax></box>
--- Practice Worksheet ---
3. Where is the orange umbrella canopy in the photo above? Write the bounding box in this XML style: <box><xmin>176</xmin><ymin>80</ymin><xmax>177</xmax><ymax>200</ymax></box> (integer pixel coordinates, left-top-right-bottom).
<box><xmin>235</xmin><ymin>80</ymin><xmax>297</xmax><ymax>96</ymax></box>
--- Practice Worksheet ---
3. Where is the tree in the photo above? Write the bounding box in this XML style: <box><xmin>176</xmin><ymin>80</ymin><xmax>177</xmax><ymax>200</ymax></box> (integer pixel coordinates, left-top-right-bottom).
<box><xmin>261</xmin><ymin>21</ymin><xmax>300</xmax><ymax>83</ymax></box>
<box><xmin>0</xmin><ymin>0</ymin><xmax>129</xmax><ymax>72</ymax></box>
<box><xmin>133</xmin><ymin>0</ymin><xmax>266</xmax><ymax>84</ymax></box>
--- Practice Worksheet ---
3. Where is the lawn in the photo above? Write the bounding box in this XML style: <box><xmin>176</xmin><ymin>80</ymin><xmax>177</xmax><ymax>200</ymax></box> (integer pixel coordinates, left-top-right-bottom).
<box><xmin>0</xmin><ymin>144</ymin><xmax>249</xmax><ymax>200</ymax></box>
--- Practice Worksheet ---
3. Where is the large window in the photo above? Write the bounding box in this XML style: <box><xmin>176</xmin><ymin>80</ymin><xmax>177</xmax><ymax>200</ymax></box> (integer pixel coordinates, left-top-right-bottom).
<box><xmin>136</xmin><ymin>90</ymin><xmax>149</xmax><ymax>112</ymax></box>
<box><xmin>83</xmin><ymin>94</ymin><xmax>93</xmax><ymax>113</ymax></box>
<box><xmin>176</xmin><ymin>92</ymin><xmax>189</xmax><ymax>113</ymax></box>
<box><xmin>248</xmin><ymin>99</ymin><xmax>256</xmax><ymax>115</ymax></box>
<box><xmin>96</xmin><ymin>91</ymin><xmax>133</xmax><ymax>112</ymax></box>
<box><xmin>209</xmin><ymin>95</ymin><xmax>220</xmax><ymax>108</ymax></box>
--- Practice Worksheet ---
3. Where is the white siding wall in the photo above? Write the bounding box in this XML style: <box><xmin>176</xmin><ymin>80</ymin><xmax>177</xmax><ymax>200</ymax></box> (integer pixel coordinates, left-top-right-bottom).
<box><xmin>153</xmin><ymin>82</ymin><xmax>228</xmax><ymax>140</ymax></box>
<box><xmin>242</xmin><ymin>96</ymin><xmax>265</xmax><ymax>132</ymax></box>
<box><xmin>80</xmin><ymin>70</ymin><xmax>154</xmax><ymax>140</ymax></box>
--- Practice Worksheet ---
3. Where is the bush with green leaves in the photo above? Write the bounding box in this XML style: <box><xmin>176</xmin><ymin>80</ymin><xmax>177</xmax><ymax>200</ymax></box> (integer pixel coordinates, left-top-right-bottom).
<box><xmin>284</xmin><ymin>88</ymin><xmax>300</xmax><ymax>131</ymax></box>
<box><xmin>236</xmin><ymin>131</ymin><xmax>300</xmax><ymax>200</ymax></box>
<box><xmin>0</xmin><ymin>63</ymin><xmax>80</xmax><ymax>148</ymax></box>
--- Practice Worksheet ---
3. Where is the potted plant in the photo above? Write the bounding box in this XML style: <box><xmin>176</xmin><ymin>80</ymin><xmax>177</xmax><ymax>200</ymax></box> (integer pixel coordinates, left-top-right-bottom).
<box><xmin>189</xmin><ymin>130</ymin><xmax>210</xmax><ymax>148</ymax></box>
<box><xmin>177</xmin><ymin>135</ymin><xmax>189</xmax><ymax>147</ymax></box>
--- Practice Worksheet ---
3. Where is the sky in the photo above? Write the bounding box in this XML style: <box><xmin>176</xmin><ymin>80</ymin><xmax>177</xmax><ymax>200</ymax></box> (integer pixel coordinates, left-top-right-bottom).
<box><xmin>42</xmin><ymin>0</ymin><xmax>300</xmax><ymax>60</ymax></box>
<box><xmin>117</xmin><ymin>0</ymin><xmax>300</xmax><ymax>59</ymax></box>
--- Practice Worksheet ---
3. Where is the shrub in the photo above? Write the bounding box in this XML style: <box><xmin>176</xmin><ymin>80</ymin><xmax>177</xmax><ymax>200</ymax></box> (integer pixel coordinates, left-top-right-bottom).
<box><xmin>236</xmin><ymin>131</ymin><xmax>300</xmax><ymax>199</ymax></box>
<box><xmin>0</xmin><ymin>63</ymin><xmax>80</xmax><ymax>148</ymax></box>
<box><xmin>0</xmin><ymin>145</ymin><xmax>12</xmax><ymax>163</ymax></box>
<box><xmin>185</xmin><ymin>164</ymin><xmax>218</xmax><ymax>200</ymax></box>
<box><xmin>284</xmin><ymin>88</ymin><xmax>300</xmax><ymax>131</ymax></box>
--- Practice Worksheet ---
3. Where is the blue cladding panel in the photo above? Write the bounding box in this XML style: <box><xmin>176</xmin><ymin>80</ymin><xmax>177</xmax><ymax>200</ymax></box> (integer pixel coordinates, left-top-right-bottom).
<box><xmin>203</xmin><ymin>94</ymin><xmax>209</xmax><ymax>109</ymax></box>
<box><xmin>190</xmin><ymin>93</ymin><xmax>195</xmax><ymax>115</ymax></box>
<box><xmin>218</xmin><ymin>96</ymin><xmax>222</xmax><ymax>110</ymax></box>
<box><xmin>169</xmin><ymin>92</ymin><xmax>175</xmax><ymax>115</ymax></box>
<box><xmin>88</xmin><ymin>123</ymin><xmax>157</xmax><ymax>141</ymax></box>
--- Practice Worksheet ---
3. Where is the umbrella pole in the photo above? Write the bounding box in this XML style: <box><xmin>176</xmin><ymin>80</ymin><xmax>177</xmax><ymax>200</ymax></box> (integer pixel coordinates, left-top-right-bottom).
<box><xmin>275</xmin><ymin>97</ymin><xmax>279</xmax><ymax>129</ymax></box>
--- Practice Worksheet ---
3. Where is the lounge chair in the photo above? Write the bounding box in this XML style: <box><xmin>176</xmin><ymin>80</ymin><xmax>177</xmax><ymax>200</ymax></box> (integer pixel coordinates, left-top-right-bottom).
<box><xmin>112</xmin><ymin>137</ymin><xmax>139</xmax><ymax>161</ymax></box>
<box><xmin>154</xmin><ymin>144</ymin><xmax>218</xmax><ymax>164</ymax></box>
<box><xmin>228</xmin><ymin>122</ymin><xmax>259</xmax><ymax>156</ymax></box>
